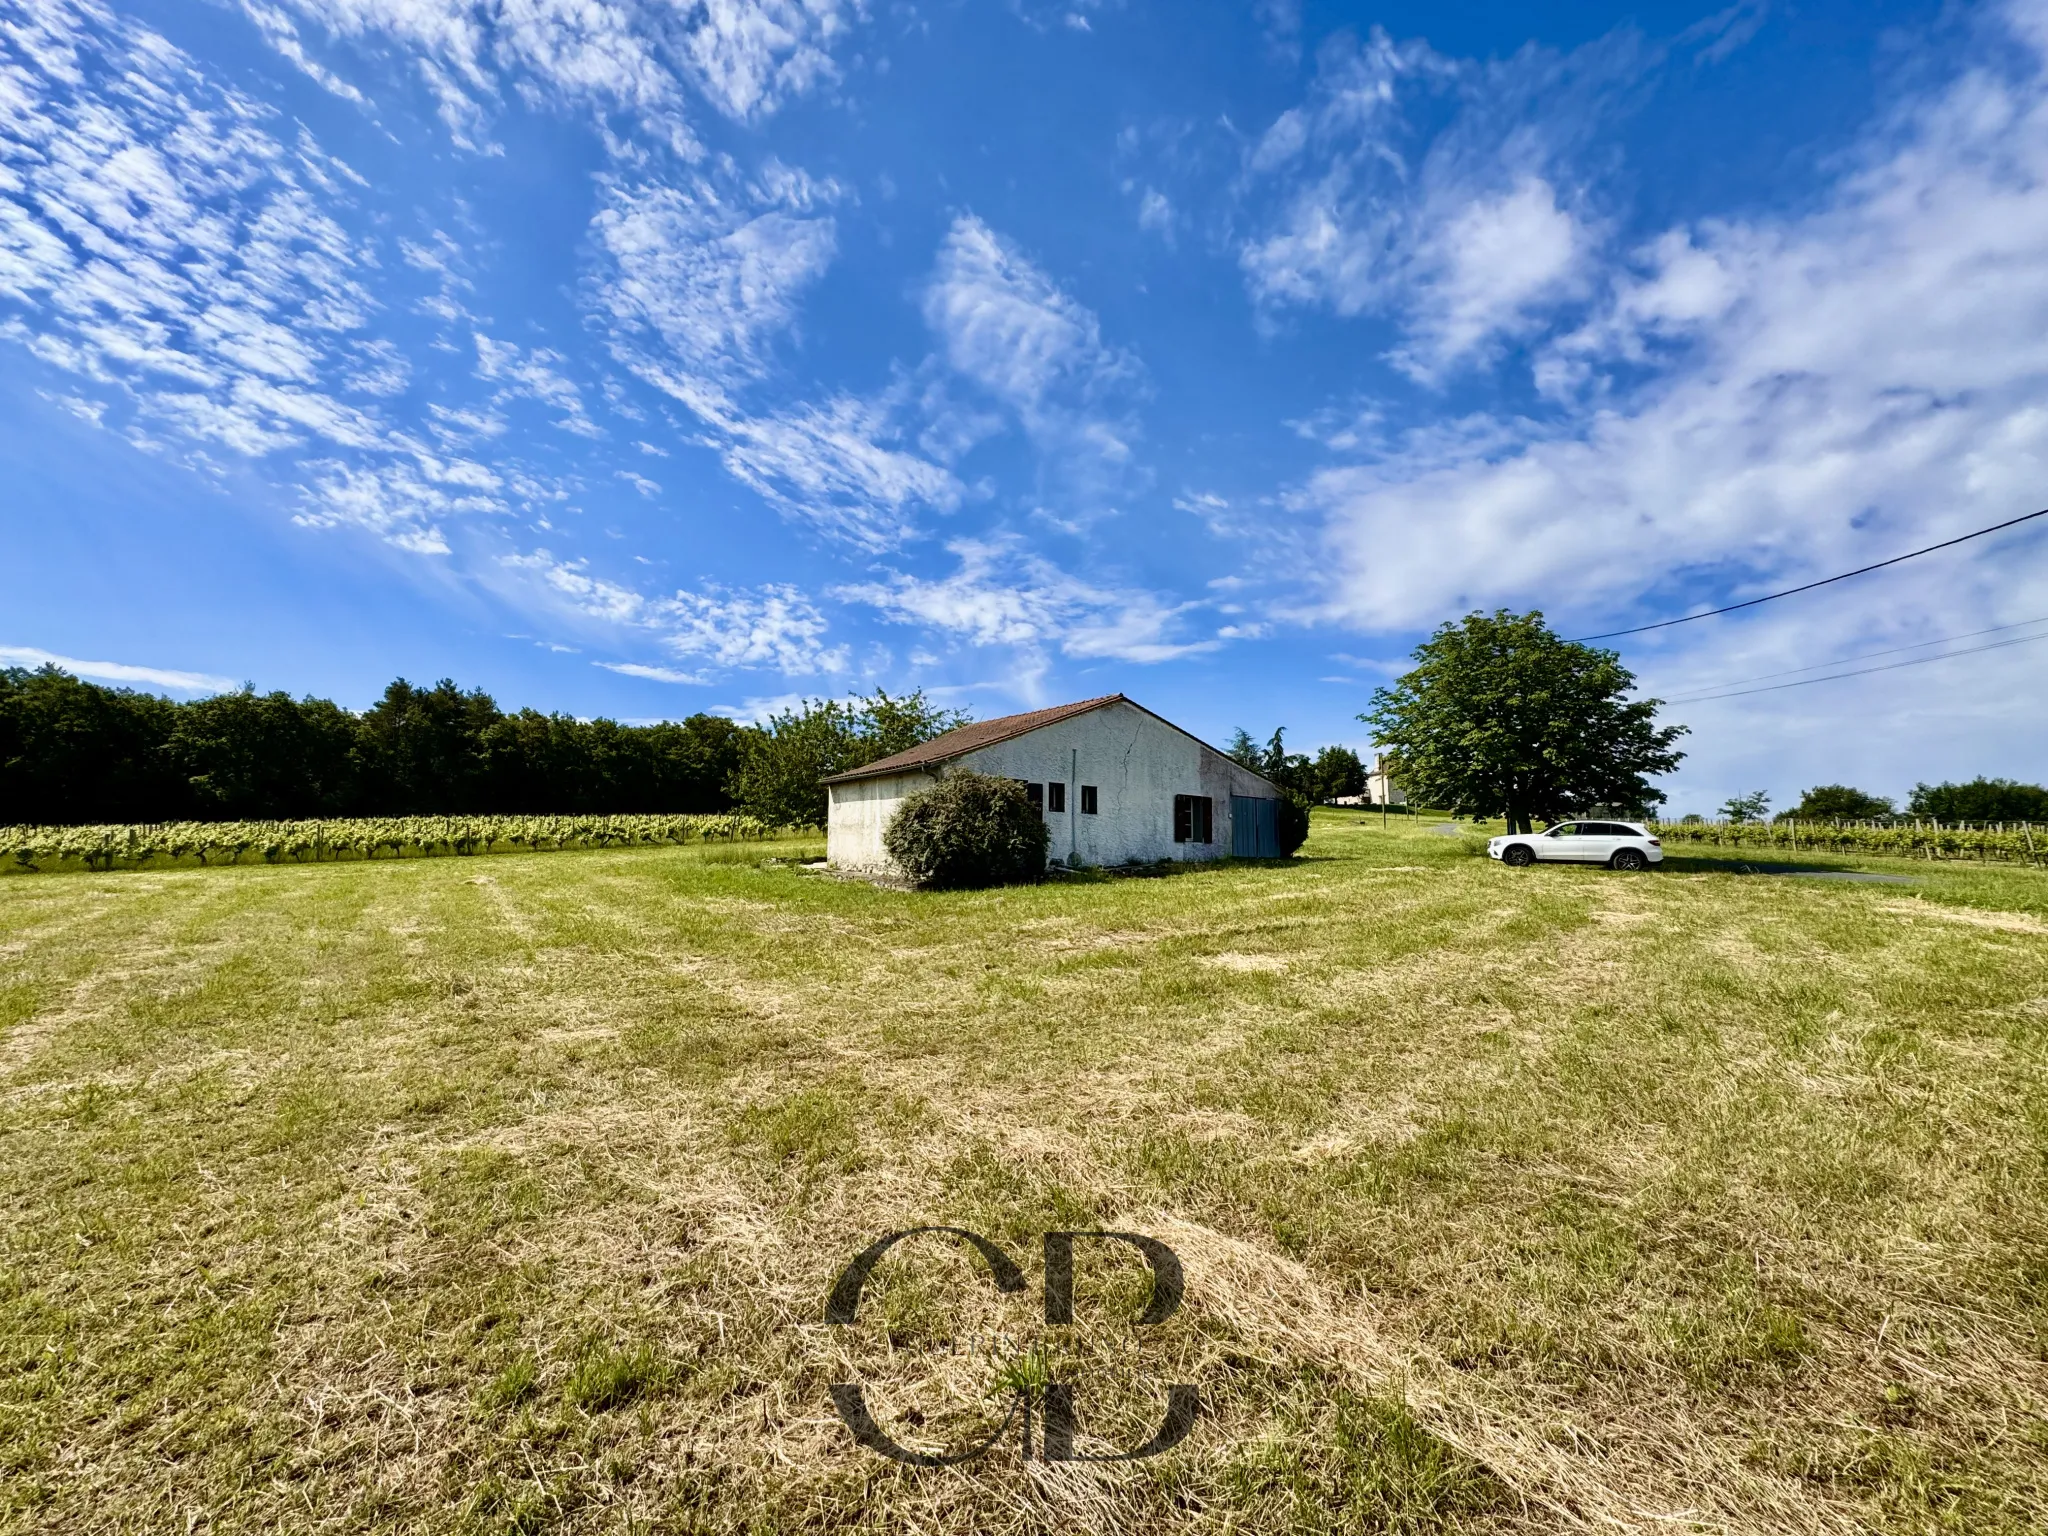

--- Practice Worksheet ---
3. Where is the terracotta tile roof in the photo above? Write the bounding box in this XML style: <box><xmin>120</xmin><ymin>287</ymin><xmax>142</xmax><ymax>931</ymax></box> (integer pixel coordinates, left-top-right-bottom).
<box><xmin>820</xmin><ymin>694</ymin><xmax>1128</xmax><ymax>784</ymax></box>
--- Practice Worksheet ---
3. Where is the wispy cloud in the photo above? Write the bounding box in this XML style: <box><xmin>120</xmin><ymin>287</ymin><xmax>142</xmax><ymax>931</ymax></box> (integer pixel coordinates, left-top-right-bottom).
<box><xmin>1239</xmin><ymin>26</ymin><xmax>1627</xmax><ymax>381</ymax></box>
<box><xmin>591</xmin><ymin>169</ymin><xmax>961</xmax><ymax>549</ymax></box>
<box><xmin>837</xmin><ymin>536</ymin><xmax>1219</xmax><ymax>669</ymax></box>
<box><xmin>0</xmin><ymin>0</ymin><xmax>552</xmax><ymax>555</ymax></box>
<box><xmin>235</xmin><ymin>0</ymin><xmax>864</xmax><ymax>151</ymax></box>
<box><xmin>923</xmin><ymin>214</ymin><xmax>1145</xmax><ymax>514</ymax></box>
<box><xmin>506</xmin><ymin>550</ymin><xmax>848</xmax><ymax>677</ymax></box>
<box><xmin>591</xmin><ymin>171</ymin><xmax>840</xmax><ymax>384</ymax></box>
<box><xmin>650</xmin><ymin>581</ymin><xmax>848</xmax><ymax>674</ymax></box>
<box><xmin>474</xmin><ymin>333</ymin><xmax>601</xmax><ymax>438</ymax></box>
<box><xmin>0</xmin><ymin>645</ymin><xmax>235</xmax><ymax>693</ymax></box>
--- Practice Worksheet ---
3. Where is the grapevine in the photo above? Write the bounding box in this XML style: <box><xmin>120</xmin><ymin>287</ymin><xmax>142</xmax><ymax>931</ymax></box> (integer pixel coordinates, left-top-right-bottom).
<box><xmin>0</xmin><ymin>813</ymin><xmax>784</xmax><ymax>875</ymax></box>
<box><xmin>1649</xmin><ymin>818</ymin><xmax>2043</xmax><ymax>865</ymax></box>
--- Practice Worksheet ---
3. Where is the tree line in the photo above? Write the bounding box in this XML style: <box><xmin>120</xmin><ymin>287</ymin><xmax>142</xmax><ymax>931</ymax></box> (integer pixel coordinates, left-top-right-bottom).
<box><xmin>0</xmin><ymin>666</ymin><xmax>961</xmax><ymax>828</ymax></box>
<box><xmin>1715</xmin><ymin>780</ymin><xmax>2048</xmax><ymax>824</ymax></box>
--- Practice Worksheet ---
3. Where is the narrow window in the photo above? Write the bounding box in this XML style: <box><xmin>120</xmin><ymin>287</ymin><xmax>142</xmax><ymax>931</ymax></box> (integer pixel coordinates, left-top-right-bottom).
<box><xmin>1047</xmin><ymin>782</ymin><xmax>1066</xmax><ymax>813</ymax></box>
<box><xmin>1174</xmin><ymin>794</ymin><xmax>1213</xmax><ymax>843</ymax></box>
<box><xmin>1026</xmin><ymin>782</ymin><xmax>1044</xmax><ymax>811</ymax></box>
<box><xmin>1193</xmin><ymin>795</ymin><xmax>1213</xmax><ymax>843</ymax></box>
<box><xmin>1080</xmin><ymin>785</ymin><xmax>1098</xmax><ymax>815</ymax></box>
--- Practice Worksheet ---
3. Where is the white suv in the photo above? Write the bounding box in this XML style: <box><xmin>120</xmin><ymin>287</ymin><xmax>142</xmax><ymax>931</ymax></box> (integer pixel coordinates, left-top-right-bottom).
<box><xmin>1489</xmin><ymin>821</ymin><xmax>1662</xmax><ymax>871</ymax></box>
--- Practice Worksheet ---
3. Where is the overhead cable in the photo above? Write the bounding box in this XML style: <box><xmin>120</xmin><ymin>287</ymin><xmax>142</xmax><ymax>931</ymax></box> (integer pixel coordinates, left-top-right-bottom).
<box><xmin>1654</xmin><ymin>613</ymin><xmax>2048</xmax><ymax>698</ymax></box>
<box><xmin>1659</xmin><ymin>628</ymin><xmax>2048</xmax><ymax>705</ymax></box>
<box><xmin>1571</xmin><ymin>505</ymin><xmax>2048</xmax><ymax>642</ymax></box>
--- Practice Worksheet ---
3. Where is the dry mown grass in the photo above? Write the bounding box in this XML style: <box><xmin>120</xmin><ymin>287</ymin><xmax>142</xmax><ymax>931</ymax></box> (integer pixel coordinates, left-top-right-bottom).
<box><xmin>2</xmin><ymin>815</ymin><xmax>2047</xmax><ymax>1534</ymax></box>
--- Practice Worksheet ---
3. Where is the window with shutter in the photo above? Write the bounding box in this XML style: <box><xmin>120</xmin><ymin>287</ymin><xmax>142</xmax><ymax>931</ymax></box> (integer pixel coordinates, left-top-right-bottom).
<box><xmin>1173</xmin><ymin>794</ymin><xmax>1192</xmax><ymax>842</ymax></box>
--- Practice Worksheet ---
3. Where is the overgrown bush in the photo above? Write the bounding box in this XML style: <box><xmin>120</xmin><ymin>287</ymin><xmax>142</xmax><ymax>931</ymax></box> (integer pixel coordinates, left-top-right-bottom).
<box><xmin>883</xmin><ymin>771</ymin><xmax>1049</xmax><ymax>889</ymax></box>
<box><xmin>1277</xmin><ymin>792</ymin><xmax>1312</xmax><ymax>856</ymax></box>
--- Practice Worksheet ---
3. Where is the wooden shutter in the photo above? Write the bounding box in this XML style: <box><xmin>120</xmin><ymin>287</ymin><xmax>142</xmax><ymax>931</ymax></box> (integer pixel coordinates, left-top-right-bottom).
<box><xmin>1173</xmin><ymin>794</ymin><xmax>1192</xmax><ymax>842</ymax></box>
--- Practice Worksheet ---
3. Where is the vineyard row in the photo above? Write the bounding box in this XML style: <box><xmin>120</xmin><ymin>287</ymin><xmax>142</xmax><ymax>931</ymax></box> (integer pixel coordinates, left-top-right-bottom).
<box><xmin>1650</xmin><ymin>818</ymin><xmax>2044</xmax><ymax>864</ymax></box>
<box><xmin>1</xmin><ymin>814</ymin><xmax>787</xmax><ymax>874</ymax></box>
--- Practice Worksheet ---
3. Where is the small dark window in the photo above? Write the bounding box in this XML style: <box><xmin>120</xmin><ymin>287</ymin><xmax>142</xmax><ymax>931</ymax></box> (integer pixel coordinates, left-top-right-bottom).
<box><xmin>1026</xmin><ymin>782</ymin><xmax>1043</xmax><ymax>811</ymax></box>
<box><xmin>1080</xmin><ymin>785</ymin><xmax>1098</xmax><ymax>815</ymax></box>
<box><xmin>1173</xmin><ymin>794</ymin><xmax>1214</xmax><ymax>844</ymax></box>
<box><xmin>1047</xmin><ymin>782</ymin><xmax>1065</xmax><ymax>813</ymax></box>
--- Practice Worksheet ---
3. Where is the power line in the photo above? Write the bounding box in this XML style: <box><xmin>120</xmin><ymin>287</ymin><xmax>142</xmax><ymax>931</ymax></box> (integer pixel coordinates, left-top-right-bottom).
<box><xmin>1660</xmin><ymin>628</ymin><xmax>2048</xmax><ymax>704</ymax></box>
<box><xmin>1655</xmin><ymin>613</ymin><xmax>2048</xmax><ymax>698</ymax></box>
<box><xmin>1571</xmin><ymin>505</ymin><xmax>2048</xmax><ymax>642</ymax></box>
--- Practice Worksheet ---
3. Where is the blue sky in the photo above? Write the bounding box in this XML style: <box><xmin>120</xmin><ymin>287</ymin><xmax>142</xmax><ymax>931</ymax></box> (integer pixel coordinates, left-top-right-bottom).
<box><xmin>6</xmin><ymin>0</ymin><xmax>2048</xmax><ymax>815</ymax></box>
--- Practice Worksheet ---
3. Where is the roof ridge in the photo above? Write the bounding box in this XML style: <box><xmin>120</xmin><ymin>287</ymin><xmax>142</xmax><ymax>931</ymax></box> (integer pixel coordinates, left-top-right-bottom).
<box><xmin>819</xmin><ymin>693</ymin><xmax>1128</xmax><ymax>784</ymax></box>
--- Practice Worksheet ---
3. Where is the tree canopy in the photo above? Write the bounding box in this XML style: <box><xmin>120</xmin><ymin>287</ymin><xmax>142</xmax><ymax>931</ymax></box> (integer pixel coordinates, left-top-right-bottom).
<box><xmin>1359</xmin><ymin>610</ymin><xmax>1688</xmax><ymax>833</ymax></box>
<box><xmin>727</xmin><ymin>690</ymin><xmax>967</xmax><ymax>829</ymax></box>
<box><xmin>1719</xmin><ymin>790</ymin><xmax>1771</xmax><ymax>823</ymax></box>
<box><xmin>1908</xmin><ymin>777</ymin><xmax>2048</xmax><ymax>822</ymax></box>
<box><xmin>1780</xmin><ymin>784</ymin><xmax>1894</xmax><ymax>821</ymax></box>
<box><xmin>0</xmin><ymin>666</ymin><xmax>748</xmax><ymax>825</ymax></box>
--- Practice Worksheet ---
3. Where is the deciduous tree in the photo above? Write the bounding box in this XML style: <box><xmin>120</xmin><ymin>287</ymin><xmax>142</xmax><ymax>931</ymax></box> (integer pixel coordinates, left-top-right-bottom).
<box><xmin>1360</xmin><ymin>610</ymin><xmax>1687</xmax><ymax>834</ymax></box>
<box><xmin>1781</xmin><ymin>784</ymin><xmax>1893</xmax><ymax>821</ymax></box>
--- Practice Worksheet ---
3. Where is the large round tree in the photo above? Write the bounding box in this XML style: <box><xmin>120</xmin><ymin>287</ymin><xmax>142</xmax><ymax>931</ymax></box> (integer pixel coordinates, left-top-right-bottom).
<box><xmin>1361</xmin><ymin>610</ymin><xmax>1687</xmax><ymax>834</ymax></box>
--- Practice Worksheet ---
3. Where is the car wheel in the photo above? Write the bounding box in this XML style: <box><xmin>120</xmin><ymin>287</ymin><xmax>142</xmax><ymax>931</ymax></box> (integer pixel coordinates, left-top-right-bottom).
<box><xmin>1502</xmin><ymin>843</ymin><xmax>1535</xmax><ymax>867</ymax></box>
<box><xmin>1611</xmin><ymin>848</ymin><xmax>1647</xmax><ymax>872</ymax></box>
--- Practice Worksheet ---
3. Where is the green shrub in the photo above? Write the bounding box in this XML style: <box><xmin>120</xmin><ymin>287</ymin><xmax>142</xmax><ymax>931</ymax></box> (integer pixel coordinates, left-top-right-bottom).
<box><xmin>1277</xmin><ymin>793</ymin><xmax>1312</xmax><ymax>856</ymax></box>
<box><xmin>883</xmin><ymin>771</ymin><xmax>1049</xmax><ymax>889</ymax></box>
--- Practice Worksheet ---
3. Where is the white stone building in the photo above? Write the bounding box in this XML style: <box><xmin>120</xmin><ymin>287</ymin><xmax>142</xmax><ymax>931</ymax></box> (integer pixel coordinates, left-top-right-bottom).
<box><xmin>1333</xmin><ymin>754</ymin><xmax>1405</xmax><ymax>807</ymax></box>
<box><xmin>823</xmin><ymin>694</ymin><xmax>1287</xmax><ymax>872</ymax></box>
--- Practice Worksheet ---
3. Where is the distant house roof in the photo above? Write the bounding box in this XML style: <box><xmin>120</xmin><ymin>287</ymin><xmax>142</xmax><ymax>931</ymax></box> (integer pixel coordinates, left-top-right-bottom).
<box><xmin>820</xmin><ymin>693</ymin><xmax>1280</xmax><ymax>791</ymax></box>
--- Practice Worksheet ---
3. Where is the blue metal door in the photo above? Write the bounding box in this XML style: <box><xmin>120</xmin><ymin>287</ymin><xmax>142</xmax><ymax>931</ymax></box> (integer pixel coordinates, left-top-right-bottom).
<box><xmin>1231</xmin><ymin>795</ymin><xmax>1279</xmax><ymax>857</ymax></box>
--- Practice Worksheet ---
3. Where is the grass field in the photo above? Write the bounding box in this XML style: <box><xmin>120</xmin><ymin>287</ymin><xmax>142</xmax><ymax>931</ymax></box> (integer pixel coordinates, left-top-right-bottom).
<box><xmin>3</xmin><ymin>811</ymin><xmax>2046</xmax><ymax>1534</ymax></box>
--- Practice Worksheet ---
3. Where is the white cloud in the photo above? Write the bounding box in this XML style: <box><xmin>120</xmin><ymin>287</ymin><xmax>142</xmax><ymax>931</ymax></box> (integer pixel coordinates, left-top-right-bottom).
<box><xmin>672</xmin><ymin>0</ymin><xmax>859</xmax><ymax>122</ymax></box>
<box><xmin>474</xmin><ymin>332</ymin><xmax>600</xmax><ymax>436</ymax></box>
<box><xmin>591</xmin><ymin>173</ymin><xmax>839</xmax><ymax>384</ymax></box>
<box><xmin>592</xmin><ymin>173</ymin><xmax>963</xmax><ymax>549</ymax></box>
<box><xmin>1239</xmin><ymin>28</ymin><xmax>1602</xmax><ymax>380</ymax></box>
<box><xmin>0</xmin><ymin>645</ymin><xmax>236</xmax><ymax>693</ymax></box>
<box><xmin>294</xmin><ymin>460</ymin><xmax>487</xmax><ymax>552</ymax></box>
<box><xmin>598</xmin><ymin>661</ymin><xmax>705</xmax><ymax>685</ymax></box>
<box><xmin>836</xmin><ymin>537</ymin><xmax>1219</xmax><ymax>667</ymax></box>
<box><xmin>0</xmin><ymin>1</ymin><xmax>544</xmax><ymax>557</ymax></box>
<box><xmin>925</xmin><ymin>214</ymin><xmax>1133</xmax><ymax>418</ymax></box>
<box><xmin>1290</xmin><ymin>0</ymin><xmax>2048</xmax><ymax>805</ymax></box>
<box><xmin>1136</xmin><ymin>187</ymin><xmax>1173</xmax><ymax>240</ymax></box>
<box><xmin>239</xmin><ymin>0</ymin><xmax>862</xmax><ymax>152</ymax></box>
<box><xmin>649</xmin><ymin>581</ymin><xmax>847</xmax><ymax>674</ymax></box>
<box><xmin>704</xmin><ymin>391</ymin><xmax>964</xmax><ymax>552</ymax></box>
<box><xmin>922</xmin><ymin>215</ymin><xmax>1144</xmax><ymax>512</ymax></box>
<box><xmin>0</xmin><ymin>3</ymin><xmax>383</xmax><ymax>452</ymax></box>
<box><xmin>506</xmin><ymin>550</ymin><xmax>847</xmax><ymax>676</ymax></box>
